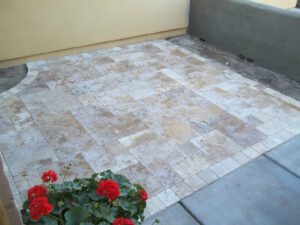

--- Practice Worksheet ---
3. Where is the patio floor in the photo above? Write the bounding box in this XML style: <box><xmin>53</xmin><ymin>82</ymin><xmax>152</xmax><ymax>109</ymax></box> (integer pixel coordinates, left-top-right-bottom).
<box><xmin>1</xmin><ymin>37</ymin><xmax>300</xmax><ymax>217</ymax></box>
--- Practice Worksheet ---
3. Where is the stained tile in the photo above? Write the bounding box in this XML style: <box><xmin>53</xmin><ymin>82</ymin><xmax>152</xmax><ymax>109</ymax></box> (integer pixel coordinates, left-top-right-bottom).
<box><xmin>157</xmin><ymin>189</ymin><xmax>179</xmax><ymax>206</ymax></box>
<box><xmin>209</xmin><ymin>113</ymin><xmax>266</xmax><ymax>148</ymax></box>
<box><xmin>171</xmin><ymin>181</ymin><xmax>194</xmax><ymax>199</ymax></box>
<box><xmin>191</xmin><ymin>130</ymin><xmax>243</xmax><ymax>162</ymax></box>
<box><xmin>130</xmin><ymin>139</ymin><xmax>184</xmax><ymax>173</ymax></box>
<box><xmin>185</xmin><ymin>175</ymin><xmax>206</xmax><ymax>191</ymax></box>
<box><xmin>154</xmin><ymin>167</ymin><xmax>183</xmax><ymax>188</ymax></box>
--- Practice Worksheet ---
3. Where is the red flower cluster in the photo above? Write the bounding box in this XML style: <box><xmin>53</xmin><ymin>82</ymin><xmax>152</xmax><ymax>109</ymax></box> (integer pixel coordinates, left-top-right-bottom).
<box><xmin>96</xmin><ymin>179</ymin><xmax>120</xmax><ymax>200</ymax></box>
<box><xmin>41</xmin><ymin>170</ymin><xmax>58</xmax><ymax>183</ymax></box>
<box><xmin>29</xmin><ymin>197</ymin><xmax>53</xmax><ymax>221</ymax></box>
<box><xmin>112</xmin><ymin>217</ymin><xmax>135</xmax><ymax>225</ymax></box>
<box><xmin>26</xmin><ymin>170</ymin><xmax>58</xmax><ymax>221</ymax></box>
<box><xmin>139</xmin><ymin>190</ymin><xmax>148</xmax><ymax>201</ymax></box>
<box><xmin>27</xmin><ymin>185</ymin><xmax>47</xmax><ymax>202</ymax></box>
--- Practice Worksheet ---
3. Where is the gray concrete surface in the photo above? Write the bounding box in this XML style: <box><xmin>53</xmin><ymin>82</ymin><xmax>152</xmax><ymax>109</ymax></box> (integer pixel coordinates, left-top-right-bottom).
<box><xmin>188</xmin><ymin>0</ymin><xmax>300</xmax><ymax>83</ymax></box>
<box><xmin>266</xmin><ymin>134</ymin><xmax>300</xmax><ymax>177</ymax></box>
<box><xmin>181</xmin><ymin>156</ymin><xmax>300</xmax><ymax>225</ymax></box>
<box><xmin>144</xmin><ymin>204</ymin><xmax>200</xmax><ymax>225</ymax></box>
<box><xmin>0</xmin><ymin>65</ymin><xmax>27</xmax><ymax>93</ymax></box>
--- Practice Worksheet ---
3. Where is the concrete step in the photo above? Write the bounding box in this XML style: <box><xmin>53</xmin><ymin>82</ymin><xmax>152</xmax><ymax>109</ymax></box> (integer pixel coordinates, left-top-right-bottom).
<box><xmin>144</xmin><ymin>203</ymin><xmax>200</xmax><ymax>225</ymax></box>
<box><xmin>181</xmin><ymin>156</ymin><xmax>300</xmax><ymax>225</ymax></box>
<box><xmin>266</xmin><ymin>134</ymin><xmax>300</xmax><ymax>177</ymax></box>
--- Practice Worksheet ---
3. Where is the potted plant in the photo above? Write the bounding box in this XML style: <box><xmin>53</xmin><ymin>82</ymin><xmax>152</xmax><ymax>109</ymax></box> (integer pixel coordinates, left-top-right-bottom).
<box><xmin>20</xmin><ymin>167</ymin><xmax>151</xmax><ymax>225</ymax></box>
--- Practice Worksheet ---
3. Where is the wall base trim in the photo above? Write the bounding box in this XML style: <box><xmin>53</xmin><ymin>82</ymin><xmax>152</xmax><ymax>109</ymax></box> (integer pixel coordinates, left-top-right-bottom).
<box><xmin>0</xmin><ymin>28</ymin><xmax>186</xmax><ymax>68</ymax></box>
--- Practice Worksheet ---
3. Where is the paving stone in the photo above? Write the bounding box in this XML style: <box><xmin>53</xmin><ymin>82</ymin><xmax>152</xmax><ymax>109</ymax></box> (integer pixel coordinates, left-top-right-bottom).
<box><xmin>266</xmin><ymin>134</ymin><xmax>300</xmax><ymax>177</ymax></box>
<box><xmin>146</xmin><ymin>196</ymin><xmax>166</xmax><ymax>216</ymax></box>
<box><xmin>242</xmin><ymin>147</ymin><xmax>260</xmax><ymax>159</ymax></box>
<box><xmin>197</xmin><ymin>168</ymin><xmax>218</xmax><ymax>184</ymax></box>
<box><xmin>182</xmin><ymin>156</ymin><xmax>300</xmax><ymax>225</ymax></box>
<box><xmin>143</xmin><ymin>204</ymin><xmax>200</xmax><ymax>225</ymax></box>
<box><xmin>1</xmin><ymin>37</ymin><xmax>299</xmax><ymax>213</ymax></box>
<box><xmin>191</xmin><ymin>130</ymin><xmax>243</xmax><ymax>162</ymax></box>
<box><xmin>185</xmin><ymin>174</ymin><xmax>206</xmax><ymax>191</ymax></box>
<box><xmin>209</xmin><ymin>112</ymin><xmax>266</xmax><ymax>148</ymax></box>
<box><xmin>232</xmin><ymin>152</ymin><xmax>251</xmax><ymax>165</ymax></box>
<box><xmin>209</xmin><ymin>161</ymin><xmax>231</xmax><ymax>177</ymax></box>
<box><xmin>157</xmin><ymin>189</ymin><xmax>179</xmax><ymax>207</ymax></box>
<box><xmin>171</xmin><ymin>181</ymin><xmax>193</xmax><ymax>199</ymax></box>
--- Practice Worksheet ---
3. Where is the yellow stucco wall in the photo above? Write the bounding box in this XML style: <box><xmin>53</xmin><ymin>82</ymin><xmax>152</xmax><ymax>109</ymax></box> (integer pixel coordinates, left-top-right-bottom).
<box><xmin>251</xmin><ymin>0</ymin><xmax>297</xmax><ymax>8</ymax></box>
<box><xmin>0</xmin><ymin>0</ymin><xmax>189</xmax><ymax>62</ymax></box>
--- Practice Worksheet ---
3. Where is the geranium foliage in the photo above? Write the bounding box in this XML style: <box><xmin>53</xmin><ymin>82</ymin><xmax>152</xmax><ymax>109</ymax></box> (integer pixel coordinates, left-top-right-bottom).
<box><xmin>21</xmin><ymin>170</ymin><xmax>148</xmax><ymax>225</ymax></box>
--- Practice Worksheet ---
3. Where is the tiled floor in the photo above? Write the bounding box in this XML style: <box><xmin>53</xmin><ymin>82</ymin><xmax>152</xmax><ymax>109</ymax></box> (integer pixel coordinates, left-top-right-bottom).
<box><xmin>1</xmin><ymin>38</ymin><xmax>300</xmax><ymax>217</ymax></box>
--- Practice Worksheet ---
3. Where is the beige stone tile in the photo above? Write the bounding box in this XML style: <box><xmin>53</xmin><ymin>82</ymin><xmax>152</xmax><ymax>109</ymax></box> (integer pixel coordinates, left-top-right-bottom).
<box><xmin>152</xmin><ymin>116</ymin><xmax>199</xmax><ymax>145</ymax></box>
<box><xmin>209</xmin><ymin>113</ymin><xmax>266</xmax><ymax>148</ymax></box>
<box><xmin>257</xmin><ymin>119</ymin><xmax>287</xmax><ymax>135</ymax></box>
<box><xmin>185</xmin><ymin>175</ymin><xmax>206</xmax><ymax>191</ymax></box>
<box><xmin>242</xmin><ymin>147</ymin><xmax>260</xmax><ymax>159</ymax></box>
<box><xmin>157</xmin><ymin>189</ymin><xmax>179</xmax><ymax>207</ymax></box>
<box><xmin>251</xmin><ymin>142</ymin><xmax>270</xmax><ymax>154</ymax></box>
<box><xmin>191</xmin><ymin>130</ymin><xmax>243</xmax><ymax>162</ymax></box>
<box><xmin>269</xmin><ymin>130</ymin><xmax>295</xmax><ymax>144</ymax></box>
<box><xmin>130</xmin><ymin>139</ymin><xmax>184</xmax><ymax>173</ymax></box>
<box><xmin>222</xmin><ymin>157</ymin><xmax>241</xmax><ymax>172</ymax></box>
<box><xmin>171</xmin><ymin>156</ymin><xmax>211</xmax><ymax>179</ymax></box>
<box><xmin>73</xmin><ymin>107</ymin><xmax>148</xmax><ymax>145</ymax></box>
<box><xmin>117</xmin><ymin>163</ymin><xmax>151</xmax><ymax>183</ymax></box>
<box><xmin>154</xmin><ymin>167</ymin><xmax>183</xmax><ymax>188</ymax></box>
<box><xmin>198</xmin><ymin>168</ymin><xmax>218</xmax><ymax>184</ymax></box>
<box><xmin>121</xmin><ymin>81</ymin><xmax>158</xmax><ymax>100</ymax></box>
<box><xmin>260</xmin><ymin>137</ymin><xmax>279</xmax><ymax>149</ymax></box>
<box><xmin>210</xmin><ymin>162</ymin><xmax>230</xmax><ymax>177</ymax></box>
<box><xmin>118</xmin><ymin>129</ymin><xmax>157</xmax><ymax>149</ymax></box>
<box><xmin>146</xmin><ymin>196</ymin><xmax>166</xmax><ymax>215</ymax></box>
<box><xmin>137</xmin><ymin>175</ymin><xmax>164</xmax><ymax>197</ymax></box>
<box><xmin>285</xmin><ymin>121</ymin><xmax>300</xmax><ymax>135</ymax></box>
<box><xmin>171</xmin><ymin>181</ymin><xmax>193</xmax><ymax>199</ymax></box>
<box><xmin>149</xmin><ymin>71</ymin><xmax>182</xmax><ymax>92</ymax></box>
<box><xmin>232</xmin><ymin>152</ymin><xmax>251</xmax><ymax>165</ymax></box>
<box><xmin>78</xmin><ymin>88</ymin><xmax>141</xmax><ymax>115</ymax></box>
<box><xmin>3</xmin><ymin>143</ymin><xmax>58</xmax><ymax>176</ymax></box>
<box><xmin>89</xmin><ymin>150</ymin><xmax>138</xmax><ymax>173</ymax></box>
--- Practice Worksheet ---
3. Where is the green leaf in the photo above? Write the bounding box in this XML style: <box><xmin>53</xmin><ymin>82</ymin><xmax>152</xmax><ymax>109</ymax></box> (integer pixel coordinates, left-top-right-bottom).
<box><xmin>79</xmin><ymin>223</ymin><xmax>94</xmax><ymax>225</ymax></box>
<box><xmin>64</xmin><ymin>207</ymin><xmax>90</xmax><ymax>225</ymax></box>
<box><xmin>41</xmin><ymin>216</ymin><xmax>58</xmax><ymax>225</ymax></box>
<box><xmin>92</xmin><ymin>205</ymin><xmax>117</xmax><ymax>223</ymax></box>
<box><xmin>98</xmin><ymin>222</ymin><xmax>110</xmax><ymax>225</ymax></box>
<box><xmin>72</xmin><ymin>182</ymin><xmax>83</xmax><ymax>191</ymax></box>
<box><xmin>88</xmin><ymin>191</ymin><xmax>100</xmax><ymax>201</ymax></box>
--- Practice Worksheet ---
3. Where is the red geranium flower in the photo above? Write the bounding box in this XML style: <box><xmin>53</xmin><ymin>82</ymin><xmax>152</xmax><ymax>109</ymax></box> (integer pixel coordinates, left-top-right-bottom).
<box><xmin>139</xmin><ymin>190</ymin><xmax>148</xmax><ymax>201</ymax></box>
<box><xmin>96</xmin><ymin>179</ymin><xmax>120</xmax><ymax>200</ymax></box>
<box><xmin>27</xmin><ymin>185</ymin><xmax>47</xmax><ymax>202</ymax></box>
<box><xmin>29</xmin><ymin>197</ymin><xmax>53</xmax><ymax>221</ymax></box>
<box><xmin>112</xmin><ymin>217</ymin><xmax>135</xmax><ymax>225</ymax></box>
<box><xmin>41</xmin><ymin>170</ymin><xmax>58</xmax><ymax>183</ymax></box>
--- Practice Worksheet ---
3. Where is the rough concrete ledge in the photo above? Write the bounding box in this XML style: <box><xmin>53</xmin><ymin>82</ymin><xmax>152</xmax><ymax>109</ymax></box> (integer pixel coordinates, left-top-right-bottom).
<box><xmin>188</xmin><ymin>0</ymin><xmax>300</xmax><ymax>83</ymax></box>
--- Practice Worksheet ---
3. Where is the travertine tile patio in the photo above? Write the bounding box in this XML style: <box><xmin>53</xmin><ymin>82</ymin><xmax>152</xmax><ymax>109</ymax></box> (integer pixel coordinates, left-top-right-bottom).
<box><xmin>1</xmin><ymin>38</ymin><xmax>300</xmax><ymax>217</ymax></box>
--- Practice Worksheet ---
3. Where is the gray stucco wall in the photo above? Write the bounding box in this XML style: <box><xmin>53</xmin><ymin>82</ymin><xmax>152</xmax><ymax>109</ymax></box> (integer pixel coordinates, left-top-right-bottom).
<box><xmin>189</xmin><ymin>0</ymin><xmax>300</xmax><ymax>82</ymax></box>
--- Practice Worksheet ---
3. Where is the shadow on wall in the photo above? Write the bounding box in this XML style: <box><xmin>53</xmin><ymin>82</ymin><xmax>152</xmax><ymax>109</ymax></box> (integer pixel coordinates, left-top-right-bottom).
<box><xmin>188</xmin><ymin>0</ymin><xmax>300</xmax><ymax>82</ymax></box>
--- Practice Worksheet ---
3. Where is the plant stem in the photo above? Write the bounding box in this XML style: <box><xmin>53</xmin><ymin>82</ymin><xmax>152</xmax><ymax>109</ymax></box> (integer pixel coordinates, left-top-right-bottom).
<box><xmin>48</xmin><ymin>214</ymin><xmax>65</xmax><ymax>225</ymax></box>
<box><xmin>62</xmin><ymin>167</ymin><xmax>70</xmax><ymax>183</ymax></box>
<box><xmin>59</xmin><ymin>205</ymin><xmax>64</xmax><ymax>225</ymax></box>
